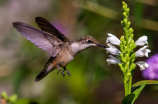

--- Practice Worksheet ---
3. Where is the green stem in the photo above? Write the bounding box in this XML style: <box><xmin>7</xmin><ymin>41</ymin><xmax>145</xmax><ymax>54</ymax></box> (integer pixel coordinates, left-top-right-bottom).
<box><xmin>128</xmin><ymin>76</ymin><xmax>132</xmax><ymax>94</ymax></box>
<box><xmin>124</xmin><ymin>75</ymin><xmax>128</xmax><ymax>96</ymax></box>
<box><xmin>124</xmin><ymin>76</ymin><xmax>132</xmax><ymax>96</ymax></box>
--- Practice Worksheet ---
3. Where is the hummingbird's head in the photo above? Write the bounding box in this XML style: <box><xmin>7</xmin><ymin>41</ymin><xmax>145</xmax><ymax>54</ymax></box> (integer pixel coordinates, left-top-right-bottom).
<box><xmin>69</xmin><ymin>35</ymin><xmax>106</xmax><ymax>55</ymax></box>
<box><xmin>79</xmin><ymin>35</ymin><xmax>106</xmax><ymax>48</ymax></box>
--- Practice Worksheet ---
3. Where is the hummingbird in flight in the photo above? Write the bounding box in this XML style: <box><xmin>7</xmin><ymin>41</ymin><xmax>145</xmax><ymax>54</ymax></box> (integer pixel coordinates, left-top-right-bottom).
<box><xmin>13</xmin><ymin>17</ymin><xmax>106</xmax><ymax>82</ymax></box>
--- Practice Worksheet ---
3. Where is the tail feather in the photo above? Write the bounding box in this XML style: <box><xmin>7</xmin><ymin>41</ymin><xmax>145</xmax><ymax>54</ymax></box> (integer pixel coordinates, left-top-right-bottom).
<box><xmin>35</xmin><ymin>57</ymin><xmax>55</xmax><ymax>82</ymax></box>
<box><xmin>35</xmin><ymin>70</ymin><xmax>48</xmax><ymax>82</ymax></box>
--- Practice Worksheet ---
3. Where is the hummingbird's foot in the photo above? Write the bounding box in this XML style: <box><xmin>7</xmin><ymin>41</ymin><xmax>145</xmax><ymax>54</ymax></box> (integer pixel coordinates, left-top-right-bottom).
<box><xmin>56</xmin><ymin>65</ymin><xmax>65</xmax><ymax>77</ymax></box>
<box><xmin>57</xmin><ymin>70</ymin><xmax>65</xmax><ymax>77</ymax></box>
<box><xmin>57</xmin><ymin>70</ymin><xmax>60</xmax><ymax>75</ymax></box>
<box><xmin>63</xmin><ymin>67</ymin><xmax>71</xmax><ymax>77</ymax></box>
<box><xmin>66</xmin><ymin>71</ymin><xmax>71</xmax><ymax>77</ymax></box>
<box><xmin>61</xmin><ymin>71</ymin><xmax>65</xmax><ymax>77</ymax></box>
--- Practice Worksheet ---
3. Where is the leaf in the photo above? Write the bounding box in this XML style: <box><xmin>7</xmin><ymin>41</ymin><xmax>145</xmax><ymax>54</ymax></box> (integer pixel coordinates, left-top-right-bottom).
<box><xmin>15</xmin><ymin>99</ymin><xmax>29</xmax><ymax>104</ymax></box>
<box><xmin>132</xmin><ymin>80</ymin><xmax>158</xmax><ymax>92</ymax></box>
<box><xmin>122</xmin><ymin>94</ymin><xmax>135</xmax><ymax>104</ymax></box>
<box><xmin>122</xmin><ymin>82</ymin><xmax>146</xmax><ymax>104</ymax></box>
<box><xmin>131</xmin><ymin>82</ymin><xmax>146</xmax><ymax>104</ymax></box>
<box><xmin>15</xmin><ymin>99</ymin><xmax>40</xmax><ymax>104</ymax></box>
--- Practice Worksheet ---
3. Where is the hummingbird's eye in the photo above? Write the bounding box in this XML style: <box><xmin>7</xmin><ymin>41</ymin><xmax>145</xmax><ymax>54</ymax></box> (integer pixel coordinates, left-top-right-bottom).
<box><xmin>87</xmin><ymin>40</ymin><xmax>93</xmax><ymax>43</ymax></box>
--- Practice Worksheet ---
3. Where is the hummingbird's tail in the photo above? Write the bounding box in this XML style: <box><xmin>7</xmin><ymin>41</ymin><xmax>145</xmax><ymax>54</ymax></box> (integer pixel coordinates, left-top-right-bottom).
<box><xmin>35</xmin><ymin>70</ymin><xmax>49</xmax><ymax>82</ymax></box>
<box><xmin>35</xmin><ymin>57</ymin><xmax>55</xmax><ymax>82</ymax></box>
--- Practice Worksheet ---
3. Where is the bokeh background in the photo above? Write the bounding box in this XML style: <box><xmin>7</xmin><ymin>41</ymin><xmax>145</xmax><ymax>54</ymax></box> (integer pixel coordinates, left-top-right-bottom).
<box><xmin>0</xmin><ymin>0</ymin><xmax>158</xmax><ymax>104</ymax></box>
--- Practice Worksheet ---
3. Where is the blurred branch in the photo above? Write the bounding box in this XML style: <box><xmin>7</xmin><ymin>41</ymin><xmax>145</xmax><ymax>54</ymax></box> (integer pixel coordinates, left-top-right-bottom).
<box><xmin>79</xmin><ymin>1</ymin><xmax>158</xmax><ymax>32</ymax></box>
<box><xmin>79</xmin><ymin>1</ymin><xmax>120</xmax><ymax>20</ymax></box>
<box><xmin>141</xmin><ymin>19</ymin><xmax>158</xmax><ymax>32</ymax></box>
<box><xmin>136</xmin><ymin>0</ymin><xmax>158</xmax><ymax>6</ymax></box>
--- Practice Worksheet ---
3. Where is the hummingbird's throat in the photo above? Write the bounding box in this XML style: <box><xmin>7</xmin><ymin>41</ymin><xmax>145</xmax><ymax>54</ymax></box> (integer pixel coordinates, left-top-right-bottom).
<box><xmin>69</xmin><ymin>42</ymin><xmax>95</xmax><ymax>54</ymax></box>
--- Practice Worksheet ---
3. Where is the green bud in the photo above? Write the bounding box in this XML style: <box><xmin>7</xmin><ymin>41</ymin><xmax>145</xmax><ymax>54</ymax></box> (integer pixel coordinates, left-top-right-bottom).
<box><xmin>122</xmin><ymin>58</ymin><xmax>126</xmax><ymax>63</ymax></box>
<box><xmin>129</xmin><ymin>28</ymin><xmax>134</xmax><ymax>34</ymax></box>
<box><xmin>128</xmin><ymin>37</ymin><xmax>131</xmax><ymax>43</ymax></box>
<box><xmin>121</xmin><ymin>21</ymin><xmax>124</xmax><ymax>26</ymax></box>
<box><xmin>130</xmin><ymin>53</ymin><xmax>136</xmax><ymax>60</ymax></box>
<box><xmin>124</xmin><ymin>46</ymin><xmax>127</xmax><ymax>50</ymax></box>
<box><xmin>120</xmin><ymin>53</ymin><xmax>123</xmax><ymax>58</ymax></box>
<box><xmin>127</xmin><ymin>21</ymin><xmax>131</xmax><ymax>28</ymax></box>
<box><xmin>130</xmin><ymin>43</ymin><xmax>136</xmax><ymax>51</ymax></box>
<box><xmin>120</xmin><ymin>41</ymin><xmax>123</xmax><ymax>46</ymax></box>
<box><xmin>120</xmin><ymin>36</ymin><xmax>125</xmax><ymax>41</ymax></box>
<box><xmin>123</xmin><ymin>12</ymin><xmax>127</xmax><ymax>18</ymax></box>
<box><xmin>122</xmin><ymin>5</ymin><xmax>126</xmax><ymax>10</ymax></box>
<box><xmin>131</xmin><ymin>58</ymin><xmax>135</xmax><ymax>63</ymax></box>
<box><xmin>118</xmin><ymin>63</ymin><xmax>124</xmax><ymax>72</ymax></box>
<box><xmin>1</xmin><ymin>92</ymin><xmax>8</xmax><ymax>99</ymax></box>
<box><xmin>129</xmin><ymin>63</ymin><xmax>136</xmax><ymax>71</ymax></box>
<box><xmin>127</xmin><ymin>8</ymin><xmax>130</xmax><ymax>14</ymax></box>
<box><xmin>131</xmin><ymin>40</ymin><xmax>134</xmax><ymax>44</ymax></box>
<box><xmin>122</xmin><ymin>1</ymin><xmax>125</xmax><ymax>5</ymax></box>
<box><xmin>131</xmin><ymin>34</ymin><xmax>134</xmax><ymax>38</ymax></box>
<box><xmin>127</xmin><ymin>72</ymin><xmax>131</xmax><ymax>77</ymax></box>
<box><xmin>125</xmin><ymin>62</ymin><xmax>130</xmax><ymax>68</ymax></box>
<box><xmin>124</xmin><ymin>41</ymin><xmax>127</xmax><ymax>45</ymax></box>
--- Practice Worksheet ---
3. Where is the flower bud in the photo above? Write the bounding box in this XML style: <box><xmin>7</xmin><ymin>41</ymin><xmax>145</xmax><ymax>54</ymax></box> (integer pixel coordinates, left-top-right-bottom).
<box><xmin>123</xmin><ymin>18</ymin><xmax>127</xmax><ymax>23</ymax></box>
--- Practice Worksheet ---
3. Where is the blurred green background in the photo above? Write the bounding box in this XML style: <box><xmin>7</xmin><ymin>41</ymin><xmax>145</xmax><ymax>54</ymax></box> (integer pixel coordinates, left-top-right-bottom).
<box><xmin>0</xmin><ymin>0</ymin><xmax>158</xmax><ymax>104</ymax></box>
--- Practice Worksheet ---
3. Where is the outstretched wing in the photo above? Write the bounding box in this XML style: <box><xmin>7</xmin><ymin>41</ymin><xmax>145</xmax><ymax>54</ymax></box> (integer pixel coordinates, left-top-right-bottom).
<box><xmin>13</xmin><ymin>22</ymin><xmax>63</xmax><ymax>57</ymax></box>
<box><xmin>35</xmin><ymin>17</ymin><xmax>70</xmax><ymax>42</ymax></box>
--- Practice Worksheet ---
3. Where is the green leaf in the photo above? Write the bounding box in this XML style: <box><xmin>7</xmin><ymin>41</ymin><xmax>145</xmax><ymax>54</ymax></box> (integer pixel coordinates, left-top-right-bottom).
<box><xmin>1</xmin><ymin>92</ymin><xmax>8</xmax><ymax>99</ymax></box>
<box><xmin>15</xmin><ymin>99</ymin><xmax>40</xmax><ymax>104</ymax></box>
<box><xmin>131</xmin><ymin>82</ymin><xmax>146</xmax><ymax>104</ymax></box>
<box><xmin>122</xmin><ymin>82</ymin><xmax>146</xmax><ymax>104</ymax></box>
<box><xmin>122</xmin><ymin>94</ymin><xmax>135</xmax><ymax>104</ymax></box>
<box><xmin>132</xmin><ymin>80</ymin><xmax>158</xmax><ymax>92</ymax></box>
<box><xmin>9</xmin><ymin>94</ymin><xmax>18</xmax><ymax>103</ymax></box>
<box><xmin>15</xmin><ymin>99</ymin><xmax>29</xmax><ymax>104</ymax></box>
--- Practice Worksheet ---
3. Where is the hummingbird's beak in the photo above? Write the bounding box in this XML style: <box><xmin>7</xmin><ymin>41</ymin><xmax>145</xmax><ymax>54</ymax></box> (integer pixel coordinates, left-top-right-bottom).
<box><xmin>96</xmin><ymin>44</ymin><xmax>106</xmax><ymax>48</ymax></box>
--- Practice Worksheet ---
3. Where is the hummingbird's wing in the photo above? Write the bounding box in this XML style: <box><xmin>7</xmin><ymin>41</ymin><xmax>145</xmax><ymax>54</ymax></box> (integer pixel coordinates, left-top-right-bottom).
<box><xmin>13</xmin><ymin>22</ymin><xmax>63</xmax><ymax>57</ymax></box>
<box><xmin>35</xmin><ymin>17</ymin><xmax>70</xmax><ymax>42</ymax></box>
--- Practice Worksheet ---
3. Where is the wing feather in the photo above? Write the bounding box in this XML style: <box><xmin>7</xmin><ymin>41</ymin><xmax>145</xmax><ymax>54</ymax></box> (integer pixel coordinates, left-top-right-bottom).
<box><xmin>13</xmin><ymin>22</ymin><xmax>63</xmax><ymax>57</ymax></box>
<box><xmin>35</xmin><ymin>17</ymin><xmax>69</xmax><ymax>42</ymax></box>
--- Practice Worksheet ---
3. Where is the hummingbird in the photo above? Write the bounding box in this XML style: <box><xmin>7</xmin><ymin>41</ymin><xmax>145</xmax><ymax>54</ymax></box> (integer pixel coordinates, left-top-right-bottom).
<box><xmin>13</xmin><ymin>17</ymin><xmax>106</xmax><ymax>82</ymax></box>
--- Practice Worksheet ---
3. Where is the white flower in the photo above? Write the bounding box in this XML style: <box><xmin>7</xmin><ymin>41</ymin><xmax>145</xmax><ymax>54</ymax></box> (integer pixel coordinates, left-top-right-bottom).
<box><xmin>135</xmin><ymin>46</ymin><xmax>151</xmax><ymax>57</ymax></box>
<box><xmin>107</xmin><ymin>55</ymin><xmax>121</xmax><ymax>65</ymax></box>
<box><xmin>135</xmin><ymin>36</ymin><xmax>148</xmax><ymax>46</ymax></box>
<box><xmin>105</xmin><ymin>43</ymin><xmax>121</xmax><ymax>56</ymax></box>
<box><xmin>136</xmin><ymin>61</ymin><xmax>149</xmax><ymax>70</ymax></box>
<box><xmin>106</xmin><ymin>33</ymin><xmax>120</xmax><ymax>46</ymax></box>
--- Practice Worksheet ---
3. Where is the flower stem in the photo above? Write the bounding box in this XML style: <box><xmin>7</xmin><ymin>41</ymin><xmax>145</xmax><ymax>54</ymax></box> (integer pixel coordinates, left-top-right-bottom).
<box><xmin>128</xmin><ymin>76</ymin><xmax>132</xmax><ymax>94</ymax></box>
<box><xmin>124</xmin><ymin>80</ymin><xmax>128</xmax><ymax>96</ymax></box>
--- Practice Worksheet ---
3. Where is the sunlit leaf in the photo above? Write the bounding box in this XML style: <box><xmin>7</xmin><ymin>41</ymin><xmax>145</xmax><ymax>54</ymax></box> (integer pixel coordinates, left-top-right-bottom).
<box><xmin>15</xmin><ymin>99</ymin><xmax>40</xmax><ymax>104</ymax></box>
<box><xmin>132</xmin><ymin>80</ymin><xmax>158</xmax><ymax>92</ymax></box>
